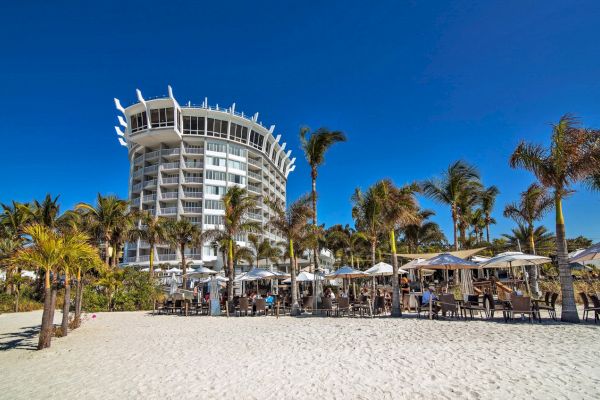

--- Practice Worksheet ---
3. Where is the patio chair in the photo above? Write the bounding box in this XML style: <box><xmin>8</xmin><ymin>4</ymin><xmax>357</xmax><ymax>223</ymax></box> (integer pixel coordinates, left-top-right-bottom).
<box><xmin>373</xmin><ymin>296</ymin><xmax>386</xmax><ymax>315</ymax></box>
<box><xmin>336</xmin><ymin>297</ymin><xmax>351</xmax><ymax>317</ymax></box>
<box><xmin>588</xmin><ymin>294</ymin><xmax>600</xmax><ymax>323</ymax></box>
<box><xmin>237</xmin><ymin>297</ymin><xmax>251</xmax><ymax>316</ymax></box>
<box><xmin>321</xmin><ymin>297</ymin><xmax>333</xmax><ymax>316</ymax></box>
<box><xmin>483</xmin><ymin>293</ymin><xmax>506</xmax><ymax>320</ymax></box>
<box><xmin>302</xmin><ymin>296</ymin><xmax>313</xmax><ymax>313</ymax></box>
<box><xmin>537</xmin><ymin>292</ymin><xmax>559</xmax><ymax>321</ymax></box>
<box><xmin>439</xmin><ymin>294</ymin><xmax>459</xmax><ymax>319</ymax></box>
<box><xmin>462</xmin><ymin>295</ymin><xmax>486</xmax><ymax>320</ymax></box>
<box><xmin>173</xmin><ymin>299</ymin><xmax>184</xmax><ymax>315</ymax></box>
<box><xmin>255</xmin><ymin>298</ymin><xmax>267</xmax><ymax>316</ymax></box>
<box><xmin>508</xmin><ymin>296</ymin><xmax>537</xmax><ymax>323</ymax></box>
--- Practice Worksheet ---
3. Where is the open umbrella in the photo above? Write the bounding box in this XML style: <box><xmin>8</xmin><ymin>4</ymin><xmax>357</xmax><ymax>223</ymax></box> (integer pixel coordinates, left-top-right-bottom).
<box><xmin>282</xmin><ymin>271</ymin><xmax>323</xmax><ymax>283</ymax></box>
<box><xmin>185</xmin><ymin>266</ymin><xmax>218</xmax><ymax>279</ymax></box>
<box><xmin>326</xmin><ymin>266</ymin><xmax>368</xmax><ymax>279</ymax></box>
<box><xmin>569</xmin><ymin>243</ymin><xmax>600</xmax><ymax>264</ymax></box>
<box><xmin>480</xmin><ymin>251</ymin><xmax>551</xmax><ymax>294</ymax></box>
<box><xmin>416</xmin><ymin>253</ymin><xmax>479</xmax><ymax>294</ymax></box>
<box><xmin>236</xmin><ymin>267</ymin><xmax>276</xmax><ymax>281</ymax></box>
<box><xmin>365</xmin><ymin>262</ymin><xmax>408</xmax><ymax>276</ymax></box>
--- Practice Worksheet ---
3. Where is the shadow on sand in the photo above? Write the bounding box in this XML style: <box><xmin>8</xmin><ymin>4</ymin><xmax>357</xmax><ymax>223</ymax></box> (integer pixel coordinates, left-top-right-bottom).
<box><xmin>0</xmin><ymin>325</ymin><xmax>40</xmax><ymax>351</ymax></box>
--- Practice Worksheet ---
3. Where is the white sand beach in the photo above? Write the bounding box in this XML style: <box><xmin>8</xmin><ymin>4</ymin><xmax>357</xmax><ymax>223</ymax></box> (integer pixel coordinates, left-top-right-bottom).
<box><xmin>1</xmin><ymin>310</ymin><xmax>599</xmax><ymax>400</ymax></box>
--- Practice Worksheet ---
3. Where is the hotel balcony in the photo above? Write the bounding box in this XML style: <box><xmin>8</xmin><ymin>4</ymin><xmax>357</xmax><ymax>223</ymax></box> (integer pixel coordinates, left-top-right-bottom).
<box><xmin>160</xmin><ymin>177</ymin><xmax>179</xmax><ymax>185</ymax></box>
<box><xmin>161</xmin><ymin>148</ymin><xmax>180</xmax><ymax>157</ymax></box>
<box><xmin>183</xmin><ymin>176</ymin><xmax>202</xmax><ymax>184</ymax></box>
<box><xmin>160</xmin><ymin>162</ymin><xmax>180</xmax><ymax>171</ymax></box>
<box><xmin>143</xmin><ymin>179</ymin><xmax>158</xmax><ymax>189</ymax></box>
<box><xmin>184</xmin><ymin>146</ymin><xmax>204</xmax><ymax>155</ymax></box>
<box><xmin>142</xmin><ymin>194</ymin><xmax>156</xmax><ymax>203</ymax></box>
<box><xmin>182</xmin><ymin>191</ymin><xmax>203</xmax><ymax>199</ymax></box>
<box><xmin>159</xmin><ymin>207</ymin><xmax>177</xmax><ymax>215</ymax></box>
<box><xmin>161</xmin><ymin>192</ymin><xmax>178</xmax><ymax>200</ymax></box>
<box><xmin>182</xmin><ymin>206</ymin><xmax>202</xmax><ymax>214</ymax></box>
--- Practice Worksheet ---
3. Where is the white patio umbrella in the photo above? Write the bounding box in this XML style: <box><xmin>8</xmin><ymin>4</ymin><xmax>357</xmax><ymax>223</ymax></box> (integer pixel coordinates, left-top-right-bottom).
<box><xmin>416</xmin><ymin>253</ymin><xmax>479</xmax><ymax>294</ymax></box>
<box><xmin>282</xmin><ymin>271</ymin><xmax>323</xmax><ymax>283</ymax></box>
<box><xmin>326</xmin><ymin>266</ymin><xmax>368</xmax><ymax>279</ymax></box>
<box><xmin>198</xmin><ymin>276</ymin><xmax>229</xmax><ymax>283</ymax></box>
<box><xmin>166</xmin><ymin>267</ymin><xmax>182</xmax><ymax>274</ymax></box>
<box><xmin>236</xmin><ymin>267</ymin><xmax>276</xmax><ymax>281</ymax></box>
<box><xmin>365</xmin><ymin>262</ymin><xmax>408</xmax><ymax>276</ymax></box>
<box><xmin>569</xmin><ymin>242</ymin><xmax>600</xmax><ymax>263</ymax></box>
<box><xmin>480</xmin><ymin>251</ymin><xmax>551</xmax><ymax>295</ymax></box>
<box><xmin>185</xmin><ymin>266</ymin><xmax>218</xmax><ymax>279</ymax></box>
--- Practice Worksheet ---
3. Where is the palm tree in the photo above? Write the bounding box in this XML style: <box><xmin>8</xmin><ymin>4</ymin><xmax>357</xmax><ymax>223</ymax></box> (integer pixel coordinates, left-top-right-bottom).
<box><xmin>300</xmin><ymin>127</ymin><xmax>346</xmax><ymax>271</ymax></box>
<box><xmin>375</xmin><ymin>180</ymin><xmax>419</xmax><ymax>317</ymax></box>
<box><xmin>351</xmin><ymin>186</ymin><xmax>385</xmax><ymax>267</ymax></box>
<box><xmin>76</xmin><ymin>194</ymin><xmax>131</xmax><ymax>267</ymax></box>
<box><xmin>129</xmin><ymin>213</ymin><xmax>167</xmax><ymax>278</ymax></box>
<box><xmin>266</xmin><ymin>195</ymin><xmax>314</xmax><ymax>315</ymax></box>
<box><xmin>164</xmin><ymin>219</ymin><xmax>200</xmax><ymax>289</ymax></box>
<box><xmin>326</xmin><ymin>225</ymin><xmax>367</xmax><ymax>268</ymax></box>
<box><xmin>9</xmin><ymin>224</ymin><xmax>99</xmax><ymax>349</ymax></box>
<box><xmin>510</xmin><ymin>114</ymin><xmax>600</xmax><ymax>322</ymax></box>
<box><xmin>502</xmin><ymin>225</ymin><xmax>555</xmax><ymax>255</ymax></box>
<box><xmin>480</xmin><ymin>186</ymin><xmax>500</xmax><ymax>242</ymax></box>
<box><xmin>421</xmin><ymin>161</ymin><xmax>482</xmax><ymax>250</ymax></box>
<box><xmin>1</xmin><ymin>201</ymin><xmax>30</xmax><ymax>295</ymax></box>
<box><xmin>400</xmin><ymin>209</ymin><xmax>446</xmax><ymax>253</ymax></box>
<box><xmin>73</xmin><ymin>256</ymin><xmax>102</xmax><ymax>328</ymax></box>
<box><xmin>503</xmin><ymin>183</ymin><xmax>554</xmax><ymax>295</ymax></box>
<box><xmin>204</xmin><ymin>186</ymin><xmax>261</xmax><ymax>301</ymax></box>
<box><xmin>248</xmin><ymin>233</ymin><xmax>282</xmax><ymax>268</ymax></box>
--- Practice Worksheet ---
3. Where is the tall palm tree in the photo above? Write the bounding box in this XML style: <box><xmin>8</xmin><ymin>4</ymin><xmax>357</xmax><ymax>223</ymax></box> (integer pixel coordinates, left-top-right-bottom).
<box><xmin>248</xmin><ymin>233</ymin><xmax>282</xmax><ymax>268</ymax></box>
<box><xmin>9</xmin><ymin>224</ymin><xmax>99</xmax><ymax>349</ymax></box>
<box><xmin>400</xmin><ymin>209</ymin><xmax>446</xmax><ymax>253</ymax></box>
<box><xmin>510</xmin><ymin>114</ymin><xmax>600</xmax><ymax>322</ymax></box>
<box><xmin>164</xmin><ymin>219</ymin><xmax>200</xmax><ymax>289</ymax></box>
<box><xmin>351</xmin><ymin>186</ymin><xmax>385</xmax><ymax>267</ymax></box>
<box><xmin>375</xmin><ymin>180</ymin><xmax>419</xmax><ymax>317</ymax></box>
<box><xmin>502</xmin><ymin>225</ymin><xmax>555</xmax><ymax>256</ymax></box>
<box><xmin>266</xmin><ymin>195</ymin><xmax>314</xmax><ymax>315</ymax></box>
<box><xmin>1</xmin><ymin>201</ymin><xmax>30</xmax><ymax>294</ymax></box>
<box><xmin>480</xmin><ymin>185</ymin><xmax>500</xmax><ymax>242</ymax></box>
<box><xmin>421</xmin><ymin>161</ymin><xmax>482</xmax><ymax>250</ymax></box>
<box><xmin>300</xmin><ymin>127</ymin><xmax>346</xmax><ymax>271</ymax></box>
<box><xmin>326</xmin><ymin>225</ymin><xmax>367</xmax><ymax>268</ymax></box>
<box><xmin>129</xmin><ymin>213</ymin><xmax>167</xmax><ymax>278</ymax></box>
<box><xmin>204</xmin><ymin>186</ymin><xmax>261</xmax><ymax>301</ymax></box>
<box><xmin>76</xmin><ymin>194</ymin><xmax>131</xmax><ymax>267</ymax></box>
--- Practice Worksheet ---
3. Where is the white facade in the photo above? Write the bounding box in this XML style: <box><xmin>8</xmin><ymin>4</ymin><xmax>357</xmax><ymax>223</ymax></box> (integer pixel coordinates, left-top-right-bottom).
<box><xmin>115</xmin><ymin>86</ymin><xmax>295</xmax><ymax>266</ymax></box>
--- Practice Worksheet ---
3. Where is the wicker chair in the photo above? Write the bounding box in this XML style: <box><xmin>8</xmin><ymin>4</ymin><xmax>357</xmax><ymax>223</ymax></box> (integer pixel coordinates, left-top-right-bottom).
<box><xmin>321</xmin><ymin>297</ymin><xmax>333</xmax><ymax>316</ymax></box>
<box><xmin>237</xmin><ymin>297</ymin><xmax>251</xmax><ymax>316</ymax></box>
<box><xmin>254</xmin><ymin>298</ymin><xmax>267</xmax><ymax>316</ymax></box>
<box><xmin>537</xmin><ymin>292</ymin><xmax>559</xmax><ymax>321</ymax></box>
<box><xmin>301</xmin><ymin>296</ymin><xmax>313</xmax><ymax>313</ymax></box>
<box><xmin>587</xmin><ymin>294</ymin><xmax>600</xmax><ymax>323</ymax></box>
<box><xmin>508</xmin><ymin>296</ymin><xmax>537</xmax><ymax>323</ymax></box>
<box><xmin>439</xmin><ymin>294</ymin><xmax>458</xmax><ymax>319</ymax></box>
<box><xmin>336</xmin><ymin>297</ymin><xmax>351</xmax><ymax>317</ymax></box>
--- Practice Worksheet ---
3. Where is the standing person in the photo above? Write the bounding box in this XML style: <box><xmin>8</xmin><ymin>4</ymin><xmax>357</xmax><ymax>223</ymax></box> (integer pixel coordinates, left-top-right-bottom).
<box><xmin>401</xmin><ymin>277</ymin><xmax>410</xmax><ymax>311</ymax></box>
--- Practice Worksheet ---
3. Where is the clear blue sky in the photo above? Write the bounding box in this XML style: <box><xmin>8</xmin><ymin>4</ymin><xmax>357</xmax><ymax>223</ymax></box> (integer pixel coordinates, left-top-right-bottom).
<box><xmin>1</xmin><ymin>1</ymin><xmax>599</xmax><ymax>242</ymax></box>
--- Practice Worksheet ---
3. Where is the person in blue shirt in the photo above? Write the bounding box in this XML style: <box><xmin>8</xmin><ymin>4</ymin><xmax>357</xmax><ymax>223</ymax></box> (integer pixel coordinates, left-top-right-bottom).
<box><xmin>265</xmin><ymin>292</ymin><xmax>275</xmax><ymax>309</ymax></box>
<box><xmin>422</xmin><ymin>286</ymin><xmax>440</xmax><ymax>314</ymax></box>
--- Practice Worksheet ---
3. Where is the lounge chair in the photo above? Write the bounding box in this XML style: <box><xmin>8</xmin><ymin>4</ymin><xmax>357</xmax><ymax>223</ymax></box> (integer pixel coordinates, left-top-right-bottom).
<box><xmin>462</xmin><ymin>295</ymin><xmax>486</xmax><ymax>320</ymax></box>
<box><xmin>336</xmin><ymin>297</ymin><xmax>351</xmax><ymax>317</ymax></box>
<box><xmin>537</xmin><ymin>292</ymin><xmax>559</xmax><ymax>321</ymax></box>
<box><xmin>508</xmin><ymin>296</ymin><xmax>537</xmax><ymax>323</ymax></box>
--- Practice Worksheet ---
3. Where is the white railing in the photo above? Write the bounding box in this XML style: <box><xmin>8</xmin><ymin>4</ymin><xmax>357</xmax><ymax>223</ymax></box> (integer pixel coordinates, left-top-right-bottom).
<box><xmin>161</xmin><ymin>162</ymin><xmax>180</xmax><ymax>170</ymax></box>
<box><xmin>160</xmin><ymin>207</ymin><xmax>177</xmax><ymax>215</ymax></box>
<box><xmin>138</xmin><ymin>255</ymin><xmax>150</xmax><ymax>262</ymax></box>
<box><xmin>247</xmin><ymin>212</ymin><xmax>262</xmax><ymax>220</ymax></box>
<box><xmin>184</xmin><ymin>176</ymin><xmax>202</xmax><ymax>183</ymax></box>
<box><xmin>134</xmin><ymin>155</ymin><xmax>144</xmax><ymax>164</ymax></box>
<box><xmin>161</xmin><ymin>177</ymin><xmax>179</xmax><ymax>184</ymax></box>
<box><xmin>248</xmin><ymin>185</ymin><xmax>261</xmax><ymax>194</ymax></box>
<box><xmin>183</xmin><ymin>207</ymin><xmax>202</xmax><ymax>214</ymax></box>
<box><xmin>161</xmin><ymin>148</ymin><xmax>180</xmax><ymax>156</ymax></box>
<box><xmin>144</xmin><ymin>179</ymin><xmax>158</xmax><ymax>187</ymax></box>
<box><xmin>133</xmin><ymin>169</ymin><xmax>144</xmax><ymax>177</ymax></box>
<box><xmin>161</xmin><ymin>192</ymin><xmax>178</xmax><ymax>199</ymax></box>
<box><xmin>247</xmin><ymin>171</ymin><xmax>262</xmax><ymax>180</ymax></box>
<box><xmin>145</xmin><ymin>150</ymin><xmax>160</xmax><ymax>159</ymax></box>
<box><xmin>158</xmin><ymin>254</ymin><xmax>177</xmax><ymax>261</ymax></box>
<box><xmin>132</xmin><ymin>183</ymin><xmax>142</xmax><ymax>192</ymax></box>
<box><xmin>145</xmin><ymin>164</ymin><xmax>159</xmax><ymax>173</ymax></box>
<box><xmin>143</xmin><ymin>194</ymin><xmax>156</xmax><ymax>202</ymax></box>
<box><xmin>184</xmin><ymin>147</ymin><xmax>204</xmax><ymax>154</ymax></box>
<box><xmin>185</xmin><ymin>161</ymin><xmax>203</xmax><ymax>168</ymax></box>
<box><xmin>183</xmin><ymin>191</ymin><xmax>203</xmax><ymax>199</ymax></box>
<box><xmin>248</xmin><ymin>158</ymin><xmax>261</xmax><ymax>167</ymax></box>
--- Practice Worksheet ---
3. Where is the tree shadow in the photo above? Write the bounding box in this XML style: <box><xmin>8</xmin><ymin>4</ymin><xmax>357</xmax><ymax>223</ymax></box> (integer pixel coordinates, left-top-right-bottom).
<box><xmin>0</xmin><ymin>325</ymin><xmax>40</xmax><ymax>351</ymax></box>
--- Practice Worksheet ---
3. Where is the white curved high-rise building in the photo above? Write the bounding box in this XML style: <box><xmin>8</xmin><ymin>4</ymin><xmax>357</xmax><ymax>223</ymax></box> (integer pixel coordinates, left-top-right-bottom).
<box><xmin>114</xmin><ymin>86</ymin><xmax>295</xmax><ymax>267</ymax></box>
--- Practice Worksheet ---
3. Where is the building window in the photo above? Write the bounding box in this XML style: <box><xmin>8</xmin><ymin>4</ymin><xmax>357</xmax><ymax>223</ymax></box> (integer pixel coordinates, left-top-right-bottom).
<box><xmin>206</xmin><ymin>185</ymin><xmax>226</xmax><ymax>195</ymax></box>
<box><xmin>227</xmin><ymin>159</ymin><xmax>246</xmax><ymax>170</ymax></box>
<box><xmin>206</xmin><ymin>156</ymin><xmax>226</xmax><ymax>167</ymax></box>
<box><xmin>230</xmin><ymin>123</ymin><xmax>248</xmax><ymax>143</ymax></box>
<box><xmin>207</xmin><ymin>118</ymin><xmax>228</xmax><ymax>138</ymax></box>
<box><xmin>228</xmin><ymin>144</ymin><xmax>246</xmax><ymax>157</ymax></box>
<box><xmin>228</xmin><ymin>173</ymin><xmax>246</xmax><ymax>185</ymax></box>
<box><xmin>205</xmin><ymin>199</ymin><xmax>225</xmax><ymax>210</ymax></box>
<box><xmin>150</xmin><ymin>108</ymin><xmax>175</xmax><ymax>128</ymax></box>
<box><xmin>183</xmin><ymin>116</ymin><xmax>205</xmax><ymax>135</ymax></box>
<box><xmin>249</xmin><ymin>130</ymin><xmax>264</xmax><ymax>150</ymax></box>
<box><xmin>207</xmin><ymin>142</ymin><xmax>226</xmax><ymax>153</ymax></box>
<box><xmin>265</xmin><ymin>140</ymin><xmax>272</xmax><ymax>156</ymax></box>
<box><xmin>205</xmin><ymin>170</ymin><xmax>226</xmax><ymax>181</ymax></box>
<box><xmin>204</xmin><ymin>214</ymin><xmax>224</xmax><ymax>225</ymax></box>
<box><xmin>130</xmin><ymin>111</ymin><xmax>148</xmax><ymax>133</ymax></box>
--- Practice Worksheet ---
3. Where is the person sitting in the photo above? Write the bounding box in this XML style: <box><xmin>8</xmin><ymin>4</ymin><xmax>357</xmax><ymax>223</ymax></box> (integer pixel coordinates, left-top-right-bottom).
<box><xmin>340</xmin><ymin>290</ymin><xmax>349</xmax><ymax>298</ymax></box>
<box><xmin>422</xmin><ymin>286</ymin><xmax>440</xmax><ymax>314</ymax></box>
<box><xmin>265</xmin><ymin>292</ymin><xmax>275</xmax><ymax>309</ymax></box>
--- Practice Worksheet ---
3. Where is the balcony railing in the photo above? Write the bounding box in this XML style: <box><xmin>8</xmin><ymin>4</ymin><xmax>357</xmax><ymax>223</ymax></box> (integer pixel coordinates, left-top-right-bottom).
<box><xmin>161</xmin><ymin>192</ymin><xmax>178</xmax><ymax>199</ymax></box>
<box><xmin>158</xmin><ymin>254</ymin><xmax>177</xmax><ymax>261</ymax></box>
<box><xmin>134</xmin><ymin>155</ymin><xmax>144</xmax><ymax>164</ymax></box>
<box><xmin>182</xmin><ymin>191</ymin><xmax>203</xmax><ymax>199</ymax></box>
<box><xmin>145</xmin><ymin>164</ymin><xmax>159</xmax><ymax>173</ymax></box>
<box><xmin>142</xmin><ymin>194</ymin><xmax>156</xmax><ymax>203</ymax></box>
<box><xmin>247</xmin><ymin>212</ymin><xmax>262</xmax><ymax>220</ymax></box>
<box><xmin>133</xmin><ymin>169</ymin><xmax>144</xmax><ymax>177</ymax></box>
<box><xmin>131</xmin><ymin>198</ymin><xmax>140</xmax><ymax>206</ymax></box>
<box><xmin>161</xmin><ymin>148</ymin><xmax>180</xmax><ymax>156</ymax></box>
<box><xmin>144</xmin><ymin>179</ymin><xmax>158</xmax><ymax>187</ymax></box>
<box><xmin>247</xmin><ymin>171</ymin><xmax>262</xmax><ymax>180</ymax></box>
<box><xmin>184</xmin><ymin>161</ymin><xmax>203</xmax><ymax>168</ymax></box>
<box><xmin>159</xmin><ymin>207</ymin><xmax>177</xmax><ymax>215</ymax></box>
<box><xmin>248</xmin><ymin>184</ymin><xmax>261</xmax><ymax>194</ymax></box>
<box><xmin>161</xmin><ymin>177</ymin><xmax>179</xmax><ymax>184</ymax></box>
<box><xmin>138</xmin><ymin>255</ymin><xmax>150</xmax><ymax>262</ymax></box>
<box><xmin>161</xmin><ymin>162</ymin><xmax>180</xmax><ymax>170</ymax></box>
<box><xmin>184</xmin><ymin>147</ymin><xmax>204</xmax><ymax>154</ymax></box>
<box><xmin>145</xmin><ymin>150</ymin><xmax>160</xmax><ymax>159</ymax></box>
<box><xmin>132</xmin><ymin>183</ymin><xmax>143</xmax><ymax>192</ymax></box>
<box><xmin>248</xmin><ymin>158</ymin><xmax>261</xmax><ymax>167</ymax></box>
<box><xmin>184</xmin><ymin>176</ymin><xmax>203</xmax><ymax>183</ymax></box>
<box><xmin>182</xmin><ymin>207</ymin><xmax>202</xmax><ymax>214</ymax></box>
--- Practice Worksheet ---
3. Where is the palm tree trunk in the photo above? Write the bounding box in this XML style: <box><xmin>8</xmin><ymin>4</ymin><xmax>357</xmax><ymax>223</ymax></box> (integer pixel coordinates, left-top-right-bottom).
<box><xmin>311</xmin><ymin>170</ymin><xmax>320</xmax><ymax>272</ymax></box>
<box><xmin>452</xmin><ymin>209</ymin><xmax>459</xmax><ymax>251</ymax></box>
<box><xmin>38</xmin><ymin>270</ymin><xmax>53</xmax><ymax>350</ymax></box>
<box><xmin>528</xmin><ymin>227</ymin><xmax>540</xmax><ymax>297</ymax></box>
<box><xmin>181</xmin><ymin>244</ymin><xmax>188</xmax><ymax>289</ymax></box>
<box><xmin>390</xmin><ymin>230</ymin><xmax>401</xmax><ymax>317</ymax></box>
<box><xmin>555</xmin><ymin>196</ymin><xmax>579</xmax><ymax>322</ymax></box>
<box><xmin>149</xmin><ymin>245</ymin><xmax>155</xmax><ymax>279</ymax></box>
<box><xmin>74</xmin><ymin>269</ymin><xmax>83</xmax><ymax>329</ymax></box>
<box><xmin>486</xmin><ymin>223</ymin><xmax>490</xmax><ymax>243</ymax></box>
<box><xmin>289</xmin><ymin>239</ymin><xmax>299</xmax><ymax>315</ymax></box>
<box><xmin>61</xmin><ymin>278</ymin><xmax>70</xmax><ymax>337</ymax></box>
<box><xmin>227</xmin><ymin>239</ymin><xmax>235</xmax><ymax>301</ymax></box>
<box><xmin>370</xmin><ymin>240</ymin><xmax>376</xmax><ymax>267</ymax></box>
<box><xmin>14</xmin><ymin>287</ymin><xmax>20</xmax><ymax>312</ymax></box>
<box><xmin>104</xmin><ymin>235</ymin><xmax>110</xmax><ymax>267</ymax></box>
